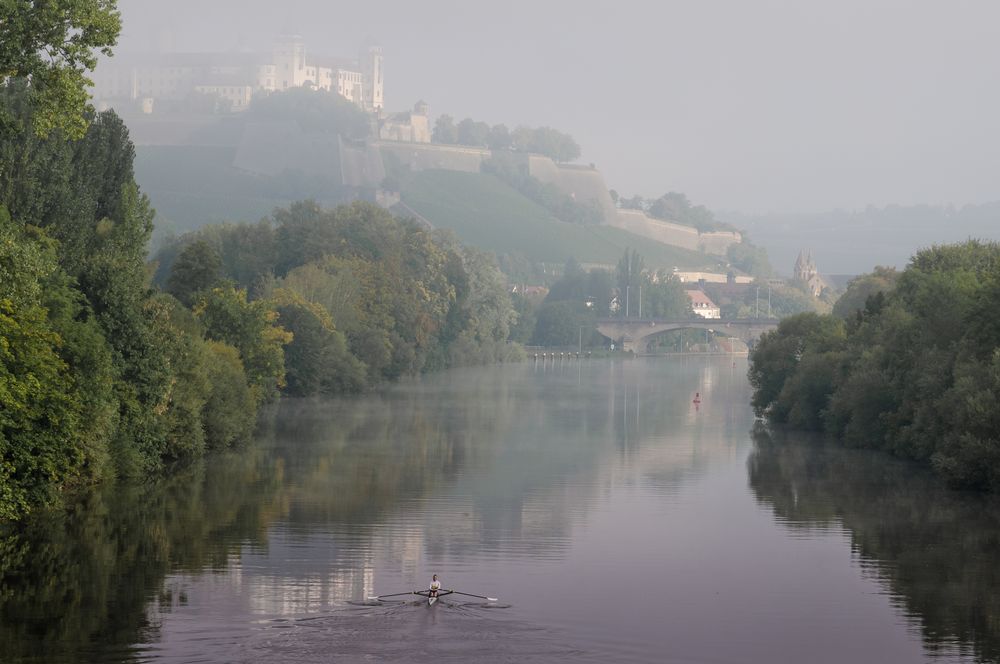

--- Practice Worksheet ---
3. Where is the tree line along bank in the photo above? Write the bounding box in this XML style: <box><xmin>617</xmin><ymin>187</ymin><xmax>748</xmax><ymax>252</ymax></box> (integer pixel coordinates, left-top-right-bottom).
<box><xmin>749</xmin><ymin>242</ymin><xmax>1000</xmax><ymax>492</ymax></box>
<box><xmin>0</xmin><ymin>81</ymin><xmax>521</xmax><ymax>520</ymax></box>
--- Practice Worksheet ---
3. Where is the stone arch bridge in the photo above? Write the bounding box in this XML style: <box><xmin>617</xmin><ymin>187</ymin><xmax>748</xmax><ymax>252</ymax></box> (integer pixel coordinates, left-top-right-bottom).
<box><xmin>595</xmin><ymin>318</ymin><xmax>779</xmax><ymax>353</ymax></box>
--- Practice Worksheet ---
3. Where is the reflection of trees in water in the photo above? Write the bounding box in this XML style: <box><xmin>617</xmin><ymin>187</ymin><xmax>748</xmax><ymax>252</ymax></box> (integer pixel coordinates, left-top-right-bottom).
<box><xmin>0</xmin><ymin>440</ymin><xmax>284</xmax><ymax>663</ymax></box>
<box><xmin>0</xmin><ymin>360</ymin><xmax>757</xmax><ymax>662</ymax></box>
<box><xmin>748</xmin><ymin>425</ymin><xmax>1000</xmax><ymax>662</ymax></box>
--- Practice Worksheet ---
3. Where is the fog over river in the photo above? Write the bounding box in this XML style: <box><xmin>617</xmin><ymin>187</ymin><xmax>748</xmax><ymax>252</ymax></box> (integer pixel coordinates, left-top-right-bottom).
<box><xmin>2</xmin><ymin>358</ymin><xmax>999</xmax><ymax>663</ymax></box>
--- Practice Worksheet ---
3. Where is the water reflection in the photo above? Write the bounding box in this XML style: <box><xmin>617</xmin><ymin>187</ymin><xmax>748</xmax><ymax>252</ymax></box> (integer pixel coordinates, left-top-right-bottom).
<box><xmin>749</xmin><ymin>425</ymin><xmax>1000</xmax><ymax>663</ymax></box>
<box><xmin>1</xmin><ymin>359</ymin><xmax>741</xmax><ymax>663</ymax></box>
<box><xmin>9</xmin><ymin>359</ymin><xmax>995</xmax><ymax>663</ymax></box>
<box><xmin>0</xmin><ymin>441</ymin><xmax>284</xmax><ymax>663</ymax></box>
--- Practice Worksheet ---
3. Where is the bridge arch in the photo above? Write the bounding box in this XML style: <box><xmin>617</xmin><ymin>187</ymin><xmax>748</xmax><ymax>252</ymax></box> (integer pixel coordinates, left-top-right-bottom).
<box><xmin>594</xmin><ymin>318</ymin><xmax>779</xmax><ymax>354</ymax></box>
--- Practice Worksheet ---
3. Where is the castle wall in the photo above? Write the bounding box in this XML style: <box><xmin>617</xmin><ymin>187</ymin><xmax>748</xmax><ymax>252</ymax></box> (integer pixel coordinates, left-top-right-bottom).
<box><xmin>378</xmin><ymin>141</ymin><xmax>490</xmax><ymax>173</ymax></box>
<box><xmin>698</xmin><ymin>231</ymin><xmax>743</xmax><ymax>255</ymax></box>
<box><xmin>339</xmin><ymin>136</ymin><xmax>385</xmax><ymax>188</ymax></box>
<box><xmin>374</xmin><ymin>141</ymin><xmax>743</xmax><ymax>257</ymax></box>
<box><xmin>608</xmin><ymin>209</ymin><xmax>701</xmax><ymax>251</ymax></box>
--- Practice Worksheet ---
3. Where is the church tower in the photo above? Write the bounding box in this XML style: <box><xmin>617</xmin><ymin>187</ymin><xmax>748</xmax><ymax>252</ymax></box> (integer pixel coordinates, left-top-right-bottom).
<box><xmin>359</xmin><ymin>41</ymin><xmax>384</xmax><ymax>113</ymax></box>
<box><xmin>794</xmin><ymin>250</ymin><xmax>816</xmax><ymax>282</ymax></box>
<box><xmin>794</xmin><ymin>250</ymin><xmax>823</xmax><ymax>297</ymax></box>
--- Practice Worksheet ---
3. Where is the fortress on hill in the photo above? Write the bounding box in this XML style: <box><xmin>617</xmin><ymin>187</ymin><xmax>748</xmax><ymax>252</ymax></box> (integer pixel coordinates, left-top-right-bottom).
<box><xmin>99</xmin><ymin>36</ymin><xmax>742</xmax><ymax>258</ymax></box>
<box><xmin>92</xmin><ymin>35</ymin><xmax>384</xmax><ymax>113</ymax></box>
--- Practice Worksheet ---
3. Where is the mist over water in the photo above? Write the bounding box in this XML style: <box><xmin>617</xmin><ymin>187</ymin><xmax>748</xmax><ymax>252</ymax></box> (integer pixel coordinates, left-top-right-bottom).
<box><xmin>3</xmin><ymin>359</ymin><xmax>999</xmax><ymax>662</ymax></box>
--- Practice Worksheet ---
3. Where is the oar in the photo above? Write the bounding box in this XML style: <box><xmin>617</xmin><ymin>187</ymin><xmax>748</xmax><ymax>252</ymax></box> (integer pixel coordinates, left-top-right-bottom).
<box><xmin>367</xmin><ymin>591</ymin><xmax>417</xmax><ymax>600</ymax></box>
<box><xmin>448</xmin><ymin>590</ymin><xmax>499</xmax><ymax>602</ymax></box>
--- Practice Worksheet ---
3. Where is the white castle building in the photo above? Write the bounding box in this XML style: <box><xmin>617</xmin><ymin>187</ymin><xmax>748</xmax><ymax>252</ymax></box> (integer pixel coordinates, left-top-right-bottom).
<box><xmin>91</xmin><ymin>35</ymin><xmax>384</xmax><ymax>114</ymax></box>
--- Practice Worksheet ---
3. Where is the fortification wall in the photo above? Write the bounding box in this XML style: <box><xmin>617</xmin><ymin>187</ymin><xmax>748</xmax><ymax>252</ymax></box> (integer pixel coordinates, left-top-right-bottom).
<box><xmin>378</xmin><ymin>141</ymin><xmax>489</xmax><ymax>173</ymax></box>
<box><xmin>526</xmin><ymin>156</ymin><xmax>617</xmax><ymax>219</ymax></box>
<box><xmin>609</xmin><ymin>209</ymin><xmax>700</xmax><ymax>251</ymax></box>
<box><xmin>373</xmin><ymin>141</ymin><xmax>743</xmax><ymax>257</ymax></box>
<box><xmin>339</xmin><ymin>136</ymin><xmax>385</xmax><ymax>188</ymax></box>
<box><xmin>699</xmin><ymin>231</ymin><xmax>742</xmax><ymax>256</ymax></box>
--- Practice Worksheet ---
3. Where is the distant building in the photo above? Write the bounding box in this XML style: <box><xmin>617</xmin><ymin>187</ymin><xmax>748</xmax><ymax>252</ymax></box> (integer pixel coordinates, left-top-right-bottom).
<box><xmin>686</xmin><ymin>289</ymin><xmax>721</xmax><ymax>319</ymax></box>
<box><xmin>91</xmin><ymin>35</ymin><xmax>384</xmax><ymax>114</ymax></box>
<box><xmin>379</xmin><ymin>100</ymin><xmax>431</xmax><ymax>143</ymax></box>
<box><xmin>793</xmin><ymin>250</ymin><xmax>825</xmax><ymax>297</ymax></box>
<box><xmin>673</xmin><ymin>270</ymin><xmax>753</xmax><ymax>285</ymax></box>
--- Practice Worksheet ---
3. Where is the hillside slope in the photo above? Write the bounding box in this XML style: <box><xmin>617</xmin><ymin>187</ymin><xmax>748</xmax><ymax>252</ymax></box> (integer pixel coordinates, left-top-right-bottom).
<box><xmin>401</xmin><ymin>170</ymin><xmax>721</xmax><ymax>270</ymax></box>
<box><xmin>135</xmin><ymin>145</ymin><xmax>349</xmax><ymax>237</ymax></box>
<box><xmin>136</xmin><ymin>145</ymin><xmax>727</xmax><ymax>272</ymax></box>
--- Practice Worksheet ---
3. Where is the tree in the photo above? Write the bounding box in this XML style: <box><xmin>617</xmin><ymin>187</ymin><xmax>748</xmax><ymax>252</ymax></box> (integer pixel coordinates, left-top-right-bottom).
<box><xmin>487</xmin><ymin>123</ymin><xmax>511</xmax><ymax>150</ymax></box>
<box><xmin>0</xmin><ymin>0</ymin><xmax>121</xmax><ymax>138</ymax></box>
<box><xmin>194</xmin><ymin>285</ymin><xmax>292</xmax><ymax>404</ymax></box>
<box><xmin>642</xmin><ymin>271</ymin><xmax>690</xmax><ymax>319</ymax></box>
<box><xmin>0</xmin><ymin>215</ymin><xmax>88</xmax><ymax>518</ymax></box>
<box><xmin>456</xmin><ymin>118</ymin><xmax>490</xmax><ymax>147</ymax></box>
<box><xmin>270</xmin><ymin>288</ymin><xmax>365</xmax><ymax>395</ymax></box>
<box><xmin>727</xmin><ymin>242</ymin><xmax>773</xmax><ymax>279</ymax></box>
<box><xmin>432</xmin><ymin>114</ymin><xmax>458</xmax><ymax>144</ymax></box>
<box><xmin>509</xmin><ymin>125</ymin><xmax>580</xmax><ymax>162</ymax></box>
<box><xmin>832</xmin><ymin>266</ymin><xmax>898</xmax><ymax>319</ymax></box>
<box><xmin>166</xmin><ymin>239</ymin><xmax>223</xmax><ymax>306</ymax></box>
<box><xmin>247</xmin><ymin>87</ymin><xmax>369</xmax><ymax>139</ymax></box>
<box><xmin>615</xmin><ymin>249</ymin><xmax>645</xmax><ymax>317</ymax></box>
<box><xmin>531</xmin><ymin>300</ymin><xmax>597</xmax><ymax>346</ymax></box>
<box><xmin>748</xmin><ymin>312</ymin><xmax>845</xmax><ymax>419</ymax></box>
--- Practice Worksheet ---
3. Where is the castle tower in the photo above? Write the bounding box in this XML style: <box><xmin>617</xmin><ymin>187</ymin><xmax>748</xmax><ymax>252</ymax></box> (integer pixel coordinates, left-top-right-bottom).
<box><xmin>273</xmin><ymin>35</ymin><xmax>306</xmax><ymax>89</ymax></box>
<box><xmin>359</xmin><ymin>40</ymin><xmax>384</xmax><ymax>113</ymax></box>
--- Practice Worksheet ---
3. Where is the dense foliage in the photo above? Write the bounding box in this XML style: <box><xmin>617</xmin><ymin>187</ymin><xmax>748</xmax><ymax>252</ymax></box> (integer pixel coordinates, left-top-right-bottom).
<box><xmin>433</xmin><ymin>115</ymin><xmax>581</xmax><ymax>162</ymax></box>
<box><xmin>246</xmin><ymin>87</ymin><xmax>370</xmax><ymax>140</ymax></box>
<box><xmin>527</xmin><ymin>252</ymin><xmax>690</xmax><ymax>346</ymax></box>
<box><xmin>610</xmin><ymin>190</ymin><xmax>737</xmax><ymax>233</ymax></box>
<box><xmin>0</xmin><ymin>77</ymin><xmax>519</xmax><ymax>520</ymax></box>
<box><xmin>726</xmin><ymin>241</ymin><xmax>773</xmax><ymax>278</ymax></box>
<box><xmin>154</xmin><ymin>200</ymin><xmax>522</xmax><ymax>390</ymax></box>
<box><xmin>0</xmin><ymin>0</ymin><xmax>120</xmax><ymax>138</ymax></box>
<box><xmin>749</xmin><ymin>241</ymin><xmax>1000</xmax><ymax>491</ymax></box>
<box><xmin>0</xmin><ymin>82</ymin><xmax>274</xmax><ymax>518</ymax></box>
<box><xmin>702</xmin><ymin>278</ymin><xmax>828</xmax><ymax>320</ymax></box>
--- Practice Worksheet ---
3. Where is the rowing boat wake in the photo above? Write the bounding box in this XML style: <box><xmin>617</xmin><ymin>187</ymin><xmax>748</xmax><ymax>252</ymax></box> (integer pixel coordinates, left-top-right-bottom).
<box><xmin>234</xmin><ymin>602</ymin><xmax>602</xmax><ymax>663</ymax></box>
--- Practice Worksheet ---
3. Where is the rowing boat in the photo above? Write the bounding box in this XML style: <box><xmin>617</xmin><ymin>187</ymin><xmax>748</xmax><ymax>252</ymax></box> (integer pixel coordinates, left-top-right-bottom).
<box><xmin>368</xmin><ymin>589</ymin><xmax>497</xmax><ymax>606</ymax></box>
<box><xmin>415</xmin><ymin>589</ymin><xmax>452</xmax><ymax>605</ymax></box>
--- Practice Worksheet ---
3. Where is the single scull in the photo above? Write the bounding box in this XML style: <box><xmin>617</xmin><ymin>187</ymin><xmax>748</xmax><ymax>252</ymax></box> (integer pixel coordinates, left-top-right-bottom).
<box><xmin>367</xmin><ymin>589</ymin><xmax>498</xmax><ymax>606</ymax></box>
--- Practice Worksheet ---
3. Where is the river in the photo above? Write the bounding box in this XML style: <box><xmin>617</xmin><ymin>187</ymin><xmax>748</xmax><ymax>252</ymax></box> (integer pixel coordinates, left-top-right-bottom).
<box><xmin>2</xmin><ymin>357</ymin><xmax>999</xmax><ymax>663</ymax></box>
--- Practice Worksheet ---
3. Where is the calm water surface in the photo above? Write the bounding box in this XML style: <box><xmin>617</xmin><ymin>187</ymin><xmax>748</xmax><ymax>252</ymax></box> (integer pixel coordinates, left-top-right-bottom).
<box><xmin>3</xmin><ymin>357</ymin><xmax>1000</xmax><ymax>663</ymax></box>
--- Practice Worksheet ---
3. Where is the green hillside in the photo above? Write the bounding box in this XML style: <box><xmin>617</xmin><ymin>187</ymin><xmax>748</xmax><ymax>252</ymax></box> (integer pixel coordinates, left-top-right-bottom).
<box><xmin>136</xmin><ymin>146</ymin><xmax>725</xmax><ymax>271</ymax></box>
<box><xmin>135</xmin><ymin>145</ymin><xmax>347</xmax><ymax>237</ymax></box>
<box><xmin>401</xmin><ymin>170</ymin><xmax>721</xmax><ymax>270</ymax></box>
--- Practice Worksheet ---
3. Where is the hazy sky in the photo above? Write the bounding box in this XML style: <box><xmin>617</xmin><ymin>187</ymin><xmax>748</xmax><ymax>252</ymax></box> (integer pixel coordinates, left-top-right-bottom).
<box><xmin>114</xmin><ymin>0</ymin><xmax>1000</xmax><ymax>214</ymax></box>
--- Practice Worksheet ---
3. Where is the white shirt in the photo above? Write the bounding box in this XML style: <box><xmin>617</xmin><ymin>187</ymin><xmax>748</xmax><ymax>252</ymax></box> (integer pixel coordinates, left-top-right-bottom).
<box><xmin>430</xmin><ymin>579</ymin><xmax>442</xmax><ymax>590</ymax></box>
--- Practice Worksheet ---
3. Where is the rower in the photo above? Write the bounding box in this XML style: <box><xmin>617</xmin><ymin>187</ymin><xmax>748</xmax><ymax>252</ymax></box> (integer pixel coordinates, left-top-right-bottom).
<box><xmin>429</xmin><ymin>574</ymin><xmax>441</xmax><ymax>598</ymax></box>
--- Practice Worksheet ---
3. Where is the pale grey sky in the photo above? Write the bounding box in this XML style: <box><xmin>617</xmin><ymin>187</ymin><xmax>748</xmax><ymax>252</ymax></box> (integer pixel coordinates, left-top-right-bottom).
<box><xmin>114</xmin><ymin>0</ymin><xmax>1000</xmax><ymax>214</ymax></box>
